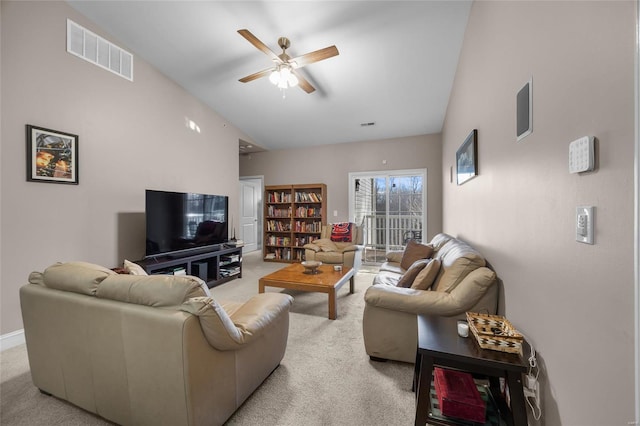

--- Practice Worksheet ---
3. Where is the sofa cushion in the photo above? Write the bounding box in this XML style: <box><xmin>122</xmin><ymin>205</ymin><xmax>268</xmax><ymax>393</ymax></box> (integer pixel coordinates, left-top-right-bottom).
<box><xmin>400</xmin><ymin>240</ymin><xmax>434</xmax><ymax>270</ymax></box>
<box><xmin>396</xmin><ymin>259</ymin><xmax>430</xmax><ymax>288</ymax></box>
<box><xmin>379</xmin><ymin>261</ymin><xmax>403</xmax><ymax>274</ymax></box>
<box><xmin>429</xmin><ymin>233</ymin><xmax>454</xmax><ymax>251</ymax></box>
<box><xmin>451</xmin><ymin>267</ymin><xmax>497</xmax><ymax>307</ymax></box>
<box><xmin>411</xmin><ymin>259</ymin><xmax>441</xmax><ymax>291</ymax></box>
<box><xmin>433</xmin><ymin>245</ymin><xmax>485</xmax><ymax>293</ymax></box>
<box><xmin>96</xmin><ymin>274</ymin><xmax>207</xmax><ymax>307</ymax></box>
<box><xmin>36</xmin><ymin>261</ymin><xmax>116</xmax><ymax>296</ymax></box>
<box><xmin>385</xmin><ymin>250</ymin><xmax>404</xmax><ymax>264</ymax></box>
<box><xmin>372</xmin><ymin>270</ymin><xmax>402</xmax><ymax>286</ymax></box>
<box><xmin>313</xmin><ymin>239</ymin><xmax>339</xmax><ymax>252</ymax></box>
<box><xmin>313</xmin><ymin>251</ymin><xmax>345</xmax><ymax>264</ymax></box>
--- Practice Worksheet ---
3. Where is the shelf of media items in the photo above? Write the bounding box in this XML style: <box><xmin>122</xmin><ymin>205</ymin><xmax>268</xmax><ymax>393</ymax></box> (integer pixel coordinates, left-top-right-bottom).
<box><xmin>264</xmin><ymin>183</ymin><xmax>326</xmax><ymax>263</ymax></box>
<box><xmin>135</xmin><ymin>244</ymin><xmax>242</xmax><ymax>288</ymax></box>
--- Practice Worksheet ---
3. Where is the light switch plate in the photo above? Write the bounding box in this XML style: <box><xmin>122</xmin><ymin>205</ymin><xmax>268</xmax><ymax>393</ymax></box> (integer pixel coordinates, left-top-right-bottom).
<box><xmin>576</xmin><ymin>206</ymin><xmax>594</xmax><ymax>244</ymax></box>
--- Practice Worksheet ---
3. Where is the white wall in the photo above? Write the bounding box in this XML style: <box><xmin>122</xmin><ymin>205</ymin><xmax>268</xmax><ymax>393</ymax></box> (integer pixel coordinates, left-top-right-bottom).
<box><xmin>0</xmin><ymin>1</ymin><xmax>248</xmax><ymax>334</ymax></box>
<box><xmin>442</xmin><ymin>1</ymin><xmax>635</xmax><ymax>424</ymax></box>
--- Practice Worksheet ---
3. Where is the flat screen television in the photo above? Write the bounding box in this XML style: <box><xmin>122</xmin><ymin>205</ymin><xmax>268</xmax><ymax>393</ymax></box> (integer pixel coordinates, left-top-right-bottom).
<box><xmin>145</xmin><ymin>189</ymin><xmax>229</xmax><ymax>258</ymax></box>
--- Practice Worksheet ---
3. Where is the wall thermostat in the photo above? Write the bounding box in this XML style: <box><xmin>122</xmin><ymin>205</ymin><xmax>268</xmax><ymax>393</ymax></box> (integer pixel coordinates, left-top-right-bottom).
<box><xmin>569</xmin><ymin>136</ymin><xmax>595</xmax><ymax>173</ymax></box>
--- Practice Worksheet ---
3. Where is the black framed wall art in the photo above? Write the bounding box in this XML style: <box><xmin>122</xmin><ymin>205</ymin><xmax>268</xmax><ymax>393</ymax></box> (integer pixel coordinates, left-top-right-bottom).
<box><xmin>26</xmin><ymin>125</ymin><xmax>78</xmax><ymax>185</ymax></box>
<box><xmin>456</xmin><ymin>129</ymin><xmax>478</xmax><ymax>185</ymax></box>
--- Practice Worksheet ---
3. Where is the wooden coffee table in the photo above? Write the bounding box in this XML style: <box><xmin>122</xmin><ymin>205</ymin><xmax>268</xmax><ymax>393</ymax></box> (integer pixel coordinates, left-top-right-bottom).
<box><xmin>259</xmin><ymin>263</ymin><xmax>355</xmax><ymax>320</ymax></box>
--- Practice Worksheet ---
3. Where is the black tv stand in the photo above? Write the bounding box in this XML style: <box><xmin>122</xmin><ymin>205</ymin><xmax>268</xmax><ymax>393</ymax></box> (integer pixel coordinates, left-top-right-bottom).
<box><xmin>135</xmin><ymin>246</ymin><xmax>242</xmax><ymax>288</ymax></box>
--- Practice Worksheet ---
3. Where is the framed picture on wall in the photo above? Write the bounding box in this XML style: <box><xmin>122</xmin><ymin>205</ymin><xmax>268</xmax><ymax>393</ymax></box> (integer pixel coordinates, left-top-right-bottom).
<box><xmin>26</xmin><ymin>125</ymin><xmax>78</xmax><ymax>185</ymax></box>
<box><xmin>456</xmin><ymin>129</ymin><xmax>478</xmax><ymax>185</ymax></box>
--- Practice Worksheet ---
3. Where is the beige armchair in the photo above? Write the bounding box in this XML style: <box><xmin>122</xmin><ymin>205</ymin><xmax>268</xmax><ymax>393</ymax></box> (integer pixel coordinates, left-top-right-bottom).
<box><xmin>303</xmin><ymin>223</ymin><xmax>364</xmax><ymax>272</ymax></box>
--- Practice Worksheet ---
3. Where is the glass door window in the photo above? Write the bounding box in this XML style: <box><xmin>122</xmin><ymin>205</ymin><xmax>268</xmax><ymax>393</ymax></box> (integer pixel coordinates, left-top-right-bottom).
<box><xmin>350</xmin><ymin>169</ymin><xmax>426</xmax><ymax>265</ymax></box>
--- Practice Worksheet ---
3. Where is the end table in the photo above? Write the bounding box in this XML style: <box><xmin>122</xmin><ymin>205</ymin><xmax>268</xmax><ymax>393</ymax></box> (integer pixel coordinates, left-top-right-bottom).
<box><xmin>414</xmin><ymin>315</ymin><xmax>529</xmax><ymax>426</ymax></box>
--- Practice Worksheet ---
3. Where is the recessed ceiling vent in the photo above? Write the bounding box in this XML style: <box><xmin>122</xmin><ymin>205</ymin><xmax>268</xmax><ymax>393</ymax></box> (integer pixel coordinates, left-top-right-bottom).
<box><xmin>360</xmin><ymin>122</ymin><xmax>376</xmax><ymax>127</ymax></box>
<box><xmin>66</xmin><ymin>19</ymin><xmax>133</xmax><ymax>81</ymax></box>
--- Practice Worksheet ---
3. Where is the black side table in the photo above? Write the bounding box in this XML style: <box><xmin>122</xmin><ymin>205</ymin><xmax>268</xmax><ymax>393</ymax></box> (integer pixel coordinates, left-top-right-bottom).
<box><xmin>414</xmin><ymin>315</ymin><xmax>529</xmax><ymax>426</ymax></box>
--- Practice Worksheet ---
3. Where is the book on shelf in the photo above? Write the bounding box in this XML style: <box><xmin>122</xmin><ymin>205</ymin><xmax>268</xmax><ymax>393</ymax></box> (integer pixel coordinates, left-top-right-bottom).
<box><xmin>267</xmin><ymin>191</ymin><xmax>292</xmax><ymax>203</ymax></box>
<box><xmin>295</xmin><ymin>192</ymin><xmax>322</xmax><ymax>203</ymax></box>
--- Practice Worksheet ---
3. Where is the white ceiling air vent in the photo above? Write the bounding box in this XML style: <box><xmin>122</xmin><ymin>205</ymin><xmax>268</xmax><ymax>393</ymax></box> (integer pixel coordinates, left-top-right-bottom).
<box><xmin>66</xmin><ymin>19</ymin><xmax>133</xmax><ymax>81</ymax></box>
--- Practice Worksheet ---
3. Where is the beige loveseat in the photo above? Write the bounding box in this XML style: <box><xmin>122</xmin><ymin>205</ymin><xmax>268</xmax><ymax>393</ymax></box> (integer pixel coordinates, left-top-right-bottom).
<box><xmin>363</xmin><ymin>233</ymin><xmax>498</xmax><ymax>363</ymax></box>
<box><xmin>303</xmin><ymin>223</ymin><xmax>364</xmax><ymax>272</ymax></box>
<box><xmin>20</xmin><ymin>261</ymin><xmax>293</xmax><ymax>426</ymax></box>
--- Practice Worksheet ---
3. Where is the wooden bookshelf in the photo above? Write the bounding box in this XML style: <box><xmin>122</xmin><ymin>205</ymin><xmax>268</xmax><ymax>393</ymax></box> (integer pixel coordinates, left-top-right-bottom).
<box><xmin>264</xmin><ymin>183</ymin><xmax>327</xmax><ymax>262</ymax></box>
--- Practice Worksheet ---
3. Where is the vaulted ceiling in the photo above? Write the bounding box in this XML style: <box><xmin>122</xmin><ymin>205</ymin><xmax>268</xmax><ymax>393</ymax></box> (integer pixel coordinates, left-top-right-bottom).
<box><xmin>68</xmin><ymin>1</ymin><xmax>471</xmax><ymax>152</ymax></box>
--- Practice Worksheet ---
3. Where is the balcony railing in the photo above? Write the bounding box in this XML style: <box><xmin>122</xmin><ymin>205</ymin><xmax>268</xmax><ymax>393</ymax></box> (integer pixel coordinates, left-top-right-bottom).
<box><xmin>359</xmin><ymin>214</ymin><xmax>423</xmax><ymax>264</ymax></box>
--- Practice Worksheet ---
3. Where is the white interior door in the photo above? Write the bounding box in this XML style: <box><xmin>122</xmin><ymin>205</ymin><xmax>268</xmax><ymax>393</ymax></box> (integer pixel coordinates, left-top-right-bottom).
<box><xmin>239</xmin><ymin>178</ymin><xmax>262</xmax><ymax>253</ymax></box>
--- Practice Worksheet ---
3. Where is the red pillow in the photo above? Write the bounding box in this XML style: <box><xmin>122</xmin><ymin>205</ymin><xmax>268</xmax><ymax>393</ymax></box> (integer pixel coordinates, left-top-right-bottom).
<box><xmin>330</xmin><ymin>222</ymin><xmax>354</xmax><ymax>242</ymax></box>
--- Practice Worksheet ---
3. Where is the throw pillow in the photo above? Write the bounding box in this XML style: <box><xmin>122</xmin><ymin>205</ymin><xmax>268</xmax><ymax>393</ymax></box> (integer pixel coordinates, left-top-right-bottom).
<box><xmin>396</xmin><ymin>259</ymin><xmax>430</xmax><ymax>288</ymax></box>
<box><xmin>330</xmin><ymin>222</ymin><xmax>354</xmax><ymax>242</ymax></box>
<box><xmin>124</xmin><ymin>259</ymin><xmax>148</xmax><ymax>276</ymax></box>
<box><xmin>411</xmin><ymin>259</ymin><xmax>441</xmax><ymax>291</ymax></box>
<box><xmin>400</xmin><ymin>240</ymin><xmax>434</xmax><ymax>270</ymax></box>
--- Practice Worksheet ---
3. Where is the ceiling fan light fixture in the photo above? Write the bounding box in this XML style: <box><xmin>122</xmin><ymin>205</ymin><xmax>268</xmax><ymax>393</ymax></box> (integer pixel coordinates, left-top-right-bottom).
<box><xmin>287</xmin><ymin>72</ymin><xmax>298</xmax><ymax>88</ymax></box>
<box><xmin>269</xmin><ymin>68</ymin><xmax>280</xmax><ymax>85</ymax></box>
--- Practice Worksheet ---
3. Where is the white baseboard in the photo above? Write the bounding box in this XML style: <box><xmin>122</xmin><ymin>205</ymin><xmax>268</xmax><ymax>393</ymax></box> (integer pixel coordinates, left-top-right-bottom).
<box><xmin>1</xmin><ymin>329</ymin><xmax>25</xmax><ymax>351</ymax></box>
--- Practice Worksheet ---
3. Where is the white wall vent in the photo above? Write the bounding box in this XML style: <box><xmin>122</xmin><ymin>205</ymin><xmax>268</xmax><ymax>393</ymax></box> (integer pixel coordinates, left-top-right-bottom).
<box><xmin>66</xmin><ymin>19</ymin><xmax>133</xmax><ymax>81</ymax></box>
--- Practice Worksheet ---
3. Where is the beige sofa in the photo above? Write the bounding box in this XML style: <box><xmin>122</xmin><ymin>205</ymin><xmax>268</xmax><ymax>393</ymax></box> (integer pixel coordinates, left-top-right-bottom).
<box><xmin>20</xmin><ymin>261</ymin><xmax>293</xmax><ymax>426</ymax></box>
<box><xmin>303</xmin><ymin>224</ymin><xmax>364</xmax><ymax>272</ymax></box>
<box><xmin>363</xmin><ymin>233</ymin><xmax>498</xmax><ymax>363</ymax></box>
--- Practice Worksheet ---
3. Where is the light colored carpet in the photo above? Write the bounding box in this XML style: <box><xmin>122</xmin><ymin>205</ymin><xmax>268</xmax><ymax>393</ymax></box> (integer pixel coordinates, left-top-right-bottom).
<box><xmin>1</xmin><ymin>251</ymin><xmax>415</xmax><ymax>425</ymax></box>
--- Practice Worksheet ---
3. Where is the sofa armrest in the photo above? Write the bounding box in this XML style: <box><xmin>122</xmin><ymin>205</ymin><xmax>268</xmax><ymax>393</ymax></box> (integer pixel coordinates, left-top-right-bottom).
<box><xmin>181</xmin><ymin>293</ymin><xmax>293</xmax><ymax>351</ymax></box>
<box><xmin>230</xmin><ymin>293</ymin><xmax>294</xmax><ymax>337</ymax></box>
<box><xmin>337</xmin><ymin>244</ymin><xmax>360</xmax><ymax>253</ymax></box>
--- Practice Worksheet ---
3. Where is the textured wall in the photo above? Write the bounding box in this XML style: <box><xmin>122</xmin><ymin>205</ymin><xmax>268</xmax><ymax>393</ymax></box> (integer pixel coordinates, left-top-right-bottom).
<box><xmin>0</xmin><ymin>1</ymin><xmax>247</xmax><ymax>334</ymax></box>
<box><xmin>441</xmin><ymin>1</ymin><xmax>635</xmax><ymax>424</ymax></box>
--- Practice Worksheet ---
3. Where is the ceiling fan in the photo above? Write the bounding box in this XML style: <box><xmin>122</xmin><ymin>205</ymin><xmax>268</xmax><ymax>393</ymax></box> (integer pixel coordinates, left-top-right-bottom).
<box><xmin>238</xmin><ymin>29</ymin><xmax>339</xmax><ymax>94</ymax></box>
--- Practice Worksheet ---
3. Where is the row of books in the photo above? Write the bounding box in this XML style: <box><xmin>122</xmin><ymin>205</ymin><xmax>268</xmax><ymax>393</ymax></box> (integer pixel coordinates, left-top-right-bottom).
<box><xmin>266</xmin><ymin>220</ymin><xmax>292</xmax><ymax>231</ymax></box>
<box><xmin>264</xmin><ymin>248</ymin><xmax>291</xmax><ymax>260</ymax></box>
<box><xmin>294</xmin><ymin>192</ymin><xmax>322</xmax><ymax>202</ymax></box>
<box><xmin>267</xmin><ymin>192</ymin><xmax>292</xmax><ymax>203</ymax></box>
<box><xmin>295</xmin><ymin>207</ymin><xmax>322</xmax><ymax>218</ymax></box>
<box><xmin>294</xmin><ymin>221</ymin><xmax>322</xmax><ymax>232</ymax></box>
<box><xmin>294</xmin><ymin>236</ymin><xmax>319</xmax><ymax>246</ymax></box>
<box><xmin>267</xmin><ymin>205</ymin><xmax>292</xmax><ymax>218</ymax></box>
<box><xmin>266</xmin><ymin>236</ymin><xmax>291</xmax><ymax>246</ymax></box>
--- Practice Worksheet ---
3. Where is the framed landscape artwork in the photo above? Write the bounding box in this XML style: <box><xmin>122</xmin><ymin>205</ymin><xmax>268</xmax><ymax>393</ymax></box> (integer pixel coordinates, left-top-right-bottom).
<box><xmin>456</xmin><ymin>129</ymin><xmax>478</xmax><ymax>185</ymax></box>
<box><xmin>26</xmin><ymin>125</ymin><xmax>78</xmax><ymax>185</ymax></box>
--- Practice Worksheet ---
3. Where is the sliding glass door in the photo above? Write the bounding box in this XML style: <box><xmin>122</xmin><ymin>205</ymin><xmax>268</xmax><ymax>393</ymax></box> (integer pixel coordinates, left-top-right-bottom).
<box><xmin>349</xmin><ymin>169</ymin><xmax>426</xmax><ymax>264</ymax></box>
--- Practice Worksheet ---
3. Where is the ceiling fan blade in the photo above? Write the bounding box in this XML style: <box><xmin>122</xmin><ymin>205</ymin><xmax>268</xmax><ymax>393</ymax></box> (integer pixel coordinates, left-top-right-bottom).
<box><xmin>239</xmin><ymin>67</ymin><xmax>274</xmax><ymax>83</ymax></box>
<box><xmin>238</xmin><ymin>29</ymin><xmax>281</xmax><ymax>63</ymax></box>
<box><xmin>290</xmin><ymin>46</ymin><xmax>339</xmax><ymax>68</ymax></box>
<box><xmin>292</xmin><ymin>69</ymin><xmax>315</xmax><ymax>94</ymax></box>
